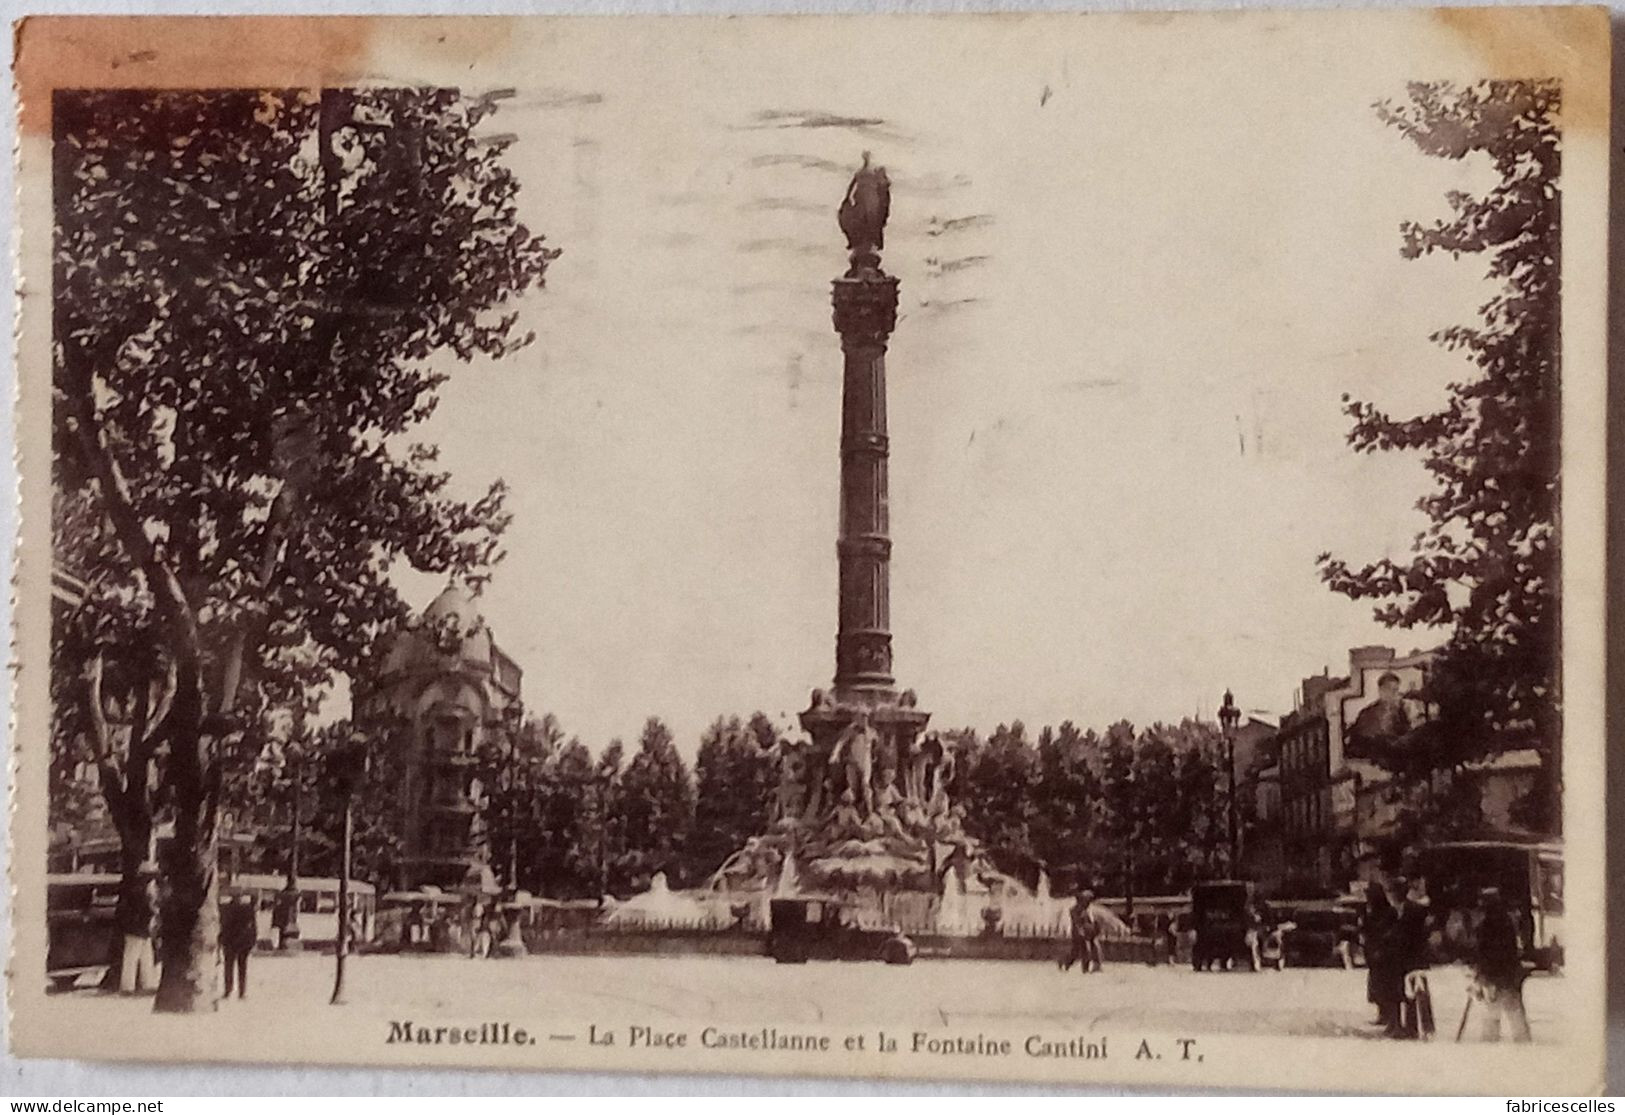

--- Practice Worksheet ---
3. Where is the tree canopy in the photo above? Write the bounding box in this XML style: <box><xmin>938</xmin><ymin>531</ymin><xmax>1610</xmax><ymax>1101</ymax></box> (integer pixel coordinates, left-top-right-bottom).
<box><xmin>685</xmin><ymin>713</ymin><xmax>778</xmax><ymax>884</ymax></box>
<box><xmin>52</xmin><ymin>86</ymin><xmax>557</xmax><ymax>1009</ymax></box>
<box><xmin>1318</xmin><ymin>81</ymin><xmax>1561</xmax><ymax>830</ymax></box>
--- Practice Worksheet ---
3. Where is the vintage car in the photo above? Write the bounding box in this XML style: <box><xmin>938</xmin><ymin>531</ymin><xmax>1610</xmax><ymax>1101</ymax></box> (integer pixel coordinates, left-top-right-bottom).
<box><xmin>768</xmin><ymin>896</ymin><xmax>916</xmax><ymax>965</ymax></box>
<box><xmin>1190</xmin><ymin>880</ymin><xmax>1256</xmax><ymax>971</ymax></box>
<box><xmin>1281</xmin><ymin>897</ymin><xmax>1364</xmax><ymax>968</ymax></box>
<box><xmin>1419</xmin><ymin>840</ymin><xmax>1564</xmax><ymax>971</ymax></box>
<box><xmin>47</xmin><ymin>872</ymin><xmax>121</xmax><ymax>991</ymax></box>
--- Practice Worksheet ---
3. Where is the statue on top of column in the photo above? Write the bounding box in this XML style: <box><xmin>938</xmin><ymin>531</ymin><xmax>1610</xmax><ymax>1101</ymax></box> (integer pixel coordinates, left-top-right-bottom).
<box><xmin>838</xmin><ymin>151</ymin><xmax>891</xmax><ymax>277</ymax></box>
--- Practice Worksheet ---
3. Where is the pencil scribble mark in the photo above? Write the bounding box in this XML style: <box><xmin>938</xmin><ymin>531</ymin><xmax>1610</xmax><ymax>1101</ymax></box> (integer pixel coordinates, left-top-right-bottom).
<box><xmin>739</xmin><ymin>196</ymin><xmax>827</xmax><ymax>215</ymax></box>
<box><xmin>745</xmin><ymin>153</ymin><xmax>849</xmax><ymax>175</ymax></box>
<box><xmin>925</xmin><ymin>214</ymin><xmax>995</xmax><ymax>237</ymax></box>
<box><xmin>926</xmin><ymin>255</ymin><xmax>991</xmax><ymax>276</ymax></box>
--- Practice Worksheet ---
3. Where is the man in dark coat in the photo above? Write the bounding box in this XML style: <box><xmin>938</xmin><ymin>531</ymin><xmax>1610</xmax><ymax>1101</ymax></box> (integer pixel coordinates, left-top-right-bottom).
<box><xmin>1387</xmin><ymin>877</ymin><xmax>1433</xmax><ymax>1039</ymax></box>
<box><xmin>1362</xmin><ymin>880</ymin><xmax>1401</xmax><ymax>1030</ymax></box>
<box><xmin>1059</xmin><ymin>891</ymin><xmax>1104</xmax><ymax>974</ymax></box>
<box><xmin>1471</xmin><ymin>888</ymin><xmax>1531</xmax><ymax>1042</ymax></box>
<box><xmin>220</xmin><ymin>893</ymin><xmax>259</xmax><ymax>1000</ymax></box>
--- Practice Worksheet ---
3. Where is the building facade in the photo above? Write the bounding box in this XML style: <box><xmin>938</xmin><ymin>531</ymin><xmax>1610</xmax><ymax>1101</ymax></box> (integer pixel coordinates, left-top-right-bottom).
<box><xmin>1259</xmin><ymin>647</ymin><xmax>1434</xmax><ymax>893</ymax></box>
<box><xmin>358</xmin><ymin>584</ymin><xmax>522</xmax><ymax>891</ymax></box>
<box><xmin>1273</xmin><ymin>672</ymin><xmax>1344</xmax><ymax>893</ymax></box>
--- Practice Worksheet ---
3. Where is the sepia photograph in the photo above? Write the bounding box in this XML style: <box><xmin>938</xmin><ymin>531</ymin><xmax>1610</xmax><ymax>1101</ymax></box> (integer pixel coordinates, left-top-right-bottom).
<box><xmin>6</xmin><ymin>8</ymin><xmax>1611</xmax><ymax>1094</ymax></box>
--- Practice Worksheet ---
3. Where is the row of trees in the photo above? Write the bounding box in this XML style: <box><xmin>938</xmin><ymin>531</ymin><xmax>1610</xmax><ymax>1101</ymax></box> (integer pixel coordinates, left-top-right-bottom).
<box><xmin>211</xmin><ymin>711</ymin><xmax>1245</xmax><ymax>903</ymax></box>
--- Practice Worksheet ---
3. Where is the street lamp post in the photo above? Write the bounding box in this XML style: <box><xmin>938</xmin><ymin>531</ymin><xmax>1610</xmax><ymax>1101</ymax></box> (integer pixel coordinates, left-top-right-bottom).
<box><xmin>1219</xmin><ymin>690</ymin><xmax>1242</xmax><ymax>876</ymax></box>
<box><xmin>329</xmin><ymin>730</ymin><xmax>370</xmax><ymax>1006</ymax></box>
<box><xmin>503</xmin><ymin>704</ymin><xmax>523</xmax><ymax>892</ymax></box>
<box><xmin>280</xmin><ymin>744</ymin><xmax>304</xmax><ymax>950</ymax></box>
<box><xmin>596</xmin><ymin>773</ymin><xmax>612</xmax><ymax>904</ymax></box>
<box><xmin>255</xmin><ymin>714</ymin><xmax>307</xmax><ymax>951</ymax></box>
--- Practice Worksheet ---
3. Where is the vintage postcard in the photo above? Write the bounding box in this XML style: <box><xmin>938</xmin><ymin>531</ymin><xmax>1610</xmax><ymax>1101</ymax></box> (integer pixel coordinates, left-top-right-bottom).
<box><xmin>7</xmin><ymin>9</ymin><xmax>1610</xmax><ymax>1092</ymax></box>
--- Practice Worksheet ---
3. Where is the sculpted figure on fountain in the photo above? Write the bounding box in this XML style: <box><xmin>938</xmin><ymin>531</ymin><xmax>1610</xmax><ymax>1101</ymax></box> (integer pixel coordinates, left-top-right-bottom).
<box><xmin>771</xmin><ymin>735</ymin><xmax>809</xmax><ymax>823</ymax></box>
<box><xmin>829</xmin><ymin>709</ymin><xmax>877</xmax><ymax>814</ymax></box>
<box><xmin>904</xmin><ymin>734</ymin><xmax>931</xmax><ymax>802</ymax></box>
<box><xmin>829</xmin><ymin>789</ymin><xmax>864</xmax><ymax>844</ymax></box>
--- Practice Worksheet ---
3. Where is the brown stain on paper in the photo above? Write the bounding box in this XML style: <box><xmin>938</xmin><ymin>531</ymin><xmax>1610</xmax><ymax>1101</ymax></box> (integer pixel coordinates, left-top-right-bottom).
<box><xmin>1431</xmin><ymin>5</ymin><xmax>1609</xmax><ymax>135</ymax></box>
<box><xmin>13</xmin><ymin>16</ymin><xmax>521</xmax><ymax>136</ymax></box>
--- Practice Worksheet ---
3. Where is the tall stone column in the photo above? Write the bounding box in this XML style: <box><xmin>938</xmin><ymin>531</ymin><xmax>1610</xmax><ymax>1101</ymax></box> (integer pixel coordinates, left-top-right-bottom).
<box><xmin>800</xmin><ymin>154</ymin><xmax>929</xmax><ymax>818</ymax></box>
<box><xmin>832</xmin><ymin>271</ymin><xmax>899</xmax><ymax>695</ymax></box>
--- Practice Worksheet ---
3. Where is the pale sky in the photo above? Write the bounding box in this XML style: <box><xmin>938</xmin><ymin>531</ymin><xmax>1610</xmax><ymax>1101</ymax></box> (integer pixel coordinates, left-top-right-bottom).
<box><xmin>373</xmin><ymin>15</ymin><xmax>1505</xmax><ymax>753</ymax></box>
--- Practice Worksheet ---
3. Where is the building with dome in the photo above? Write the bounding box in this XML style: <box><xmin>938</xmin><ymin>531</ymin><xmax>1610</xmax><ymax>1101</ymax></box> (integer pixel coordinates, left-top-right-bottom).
<box><xmin>357</xmin><ymin>583</ymin><xmax>523</xmax><ymax>891</ymax></box>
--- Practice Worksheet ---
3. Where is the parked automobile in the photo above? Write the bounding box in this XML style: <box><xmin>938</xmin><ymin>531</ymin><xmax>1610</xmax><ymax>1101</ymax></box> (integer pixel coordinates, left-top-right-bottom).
<box><xmin>1190</xmin><ymin>881</ymin><xmax>1254</xmax><ymax>971</ymax></box>
<box><xmin>1419</xmin><ymin>840</ymin><xmax>1564</xmax><ymax>971</ymax></box>
<box><xmin>1280</xmin><ymin>898</ymin><xmax>1364</xmax><ymax>968</ymax></box>
<box><xmin>47</xmin><ymin>873</ymin><xmax>120</xmax><ymax>990</ymax></box>
<box><xmin>768</xmin><ymin>896</ymin><xmax>915</xmax><ymax>965</ymax></box>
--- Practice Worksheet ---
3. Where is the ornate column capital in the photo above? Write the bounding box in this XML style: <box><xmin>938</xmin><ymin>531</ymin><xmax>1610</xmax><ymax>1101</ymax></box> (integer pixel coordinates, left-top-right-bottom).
<box><xmin>832</xmin><ymin>275</ymin><xmax>899</xmax><ymax>345</ymax></box>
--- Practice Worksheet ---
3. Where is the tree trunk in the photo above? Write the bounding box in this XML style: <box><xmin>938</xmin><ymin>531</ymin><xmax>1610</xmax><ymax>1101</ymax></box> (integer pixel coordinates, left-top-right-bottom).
<box><xmin>154</xmin><ymin>689</ymin><xmax>221</xmax><ymax>1013</ymax></box>
<box><xmin>154</xmin><ymin>828</ymin><xmax>221</xmax><ymax>1013</ymax></box>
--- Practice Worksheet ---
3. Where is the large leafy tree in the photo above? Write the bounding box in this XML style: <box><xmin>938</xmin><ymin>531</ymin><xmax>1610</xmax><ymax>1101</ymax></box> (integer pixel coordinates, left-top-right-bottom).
<box><xmin>685</xmin><ymin>713</ymin><xmax>777</xmax><ymax>883</ymax></box>
<box><xmin>1318</xmin><ymin>81</ymin><xmax>1562</xmax><ymax>832</ymax></box>
<box><xmin>1128</xmin><ymin>729</ymin><xmax>1181</xmax><ymax>892</ymax></box>
<box><xmin>613</xmin><ymin>718</ymin><xmax>695</xmax><ymax>891</ymax></box>
<box><xmin>590</xmin><ymin>738</ymin><xmax>628</xmax><ymax>898</ymax></box>
<box><xmin>1094</xmin><ymin>721</ymin><xmax>1140</xmax><ymax>899</ymax></box>
<box><xmin>1159</xmin><ymin>719</ymin><xmax>1228</xmax><ymax>887</ymax></box>
<box><xmin>1031</xmin><ymin>722</ymin><xmax>1104</xmax><ymax>890</ymax></box>
<box><xmin>259</xmin><ymin>717</ymin><xmax>407</xmax><ymax>886</ymax></box>
<box><xmin>52</xmin><ymin>87</ymin><xmax>556</xmax><ymax>1010</ymax></box>
<box><xmin>959</xmin><ymin>721</ymin><xmax>1040</xmax><ymax>882</ymax></box>
<box><xmin>529</xmin><ymin>734</ymin><xmax>607</xmax><ymax>899</ymax></box>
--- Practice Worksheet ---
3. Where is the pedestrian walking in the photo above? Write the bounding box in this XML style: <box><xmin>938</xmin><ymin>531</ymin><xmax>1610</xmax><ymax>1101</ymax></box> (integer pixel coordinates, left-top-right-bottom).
<box><xmin>1244</xmin><ymin>897</ymin><xmax>1273</xmax><ymax>972</ymax></box>
<box><xmin>1362</xmin><ymin>880</ymin><xmax>1401</xmax><ymax>1032</ymax></box>
<box><xmin>346</xmin><ymin>900</ymin><xmax>365</xmax><ymax>955</ymax></box>
<box><xmin>484</xmin><ymin>906</ymin><xmax>507</xmax><ymax>958</ymax></box>
<box><xmin>1388</xmin><ymin>876</ymin><xmax>1433</xmax><ymax>1039</ymax></box>
<box><xmin>1157</xmin><ymin>913</ymin><xmax>1178</xmax><ymax>966</ymax></box>
<box><xmin>271</xmin><ymin>884</ymin><xmax>299</xmax><ymax>950</ymax></box>
<box><xmin>220</xmin><ymin>892</ymin><xmax>259</xmax><ymax>1000</ymax></box>
<box><xmin>1059</xmin><ymin>890</ymin><xmax>1104</xmax><ymax>973</ymax></box>
<box><xmin>1466</xmin><ymin>887</ymin><xmax>1532</xmax><ymax>1043</ymax></box>
<box><xmin>1084</xmin><ymin>898</ymin><xmax>1107</xmax><ymax>972</ymax></box>
<box><xmin>469</xmin><ymin>902</ymin><xmax>493</xmax><ymax>959</ymax></box>
<box><xmin>1335</xmin><ymin>904</ymin><xmax>1360</xmax><ymax>970</ymax></box>
<box><xmin>116</xmin><ymin>862</ymin><xmax>160</xmax><ymax>995</ymax></box>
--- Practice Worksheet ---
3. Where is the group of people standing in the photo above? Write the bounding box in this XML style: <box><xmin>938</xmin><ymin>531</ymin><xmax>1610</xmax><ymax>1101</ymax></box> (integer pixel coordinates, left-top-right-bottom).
<box><xmin>110</xmin><ymin>874</ymin><xmax>280</xmax><ymax>1001</ymax></box>
<box><xmin>1361</xmin><ymin>874</ymin><xmax>1532</xmax><ymax>1043</ymax></box>
<box><xmin>1361</xmin><ymin>875</ymin><xmax>1433</xmax><ymax>1039</ymax></box>
<box><xmin>1059</xmin><ymin>891</ymin><xmax>1112</xmax><ymax>973</ymax></box>
<box><xmin>1049</xmin><ymin>872</ymin><xmax>1535</xmax><ymax>1046</ymax></box>
<box><xmin>401</xmin><ymin>901</ymin><xmax>524</xmax><ymax>959</ymax></box>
